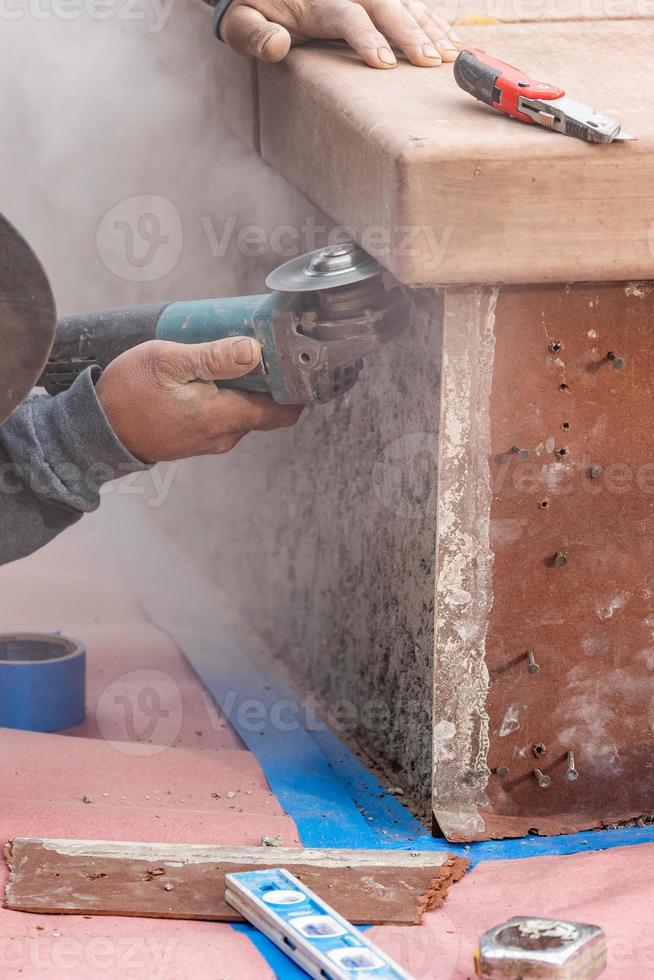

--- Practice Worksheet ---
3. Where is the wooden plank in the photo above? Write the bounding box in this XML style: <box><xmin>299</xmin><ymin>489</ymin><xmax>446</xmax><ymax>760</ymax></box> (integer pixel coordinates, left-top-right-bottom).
<box><xmin>258</xmin><ymin>22</ymin><xmax>654</xmax><ymax>286</ymax></box>
<box><xmin>3</xmin><ymin>839</ymin><xmax>468</xmax><ymax>926</ymax></box>
<box><xmin>433</xmin><ymin>280</ymin><xmax>654</xmax><ymax>840</ymax></box>
<box><xmin>210</xmin><ymin>46</ymin><xmax>260</xmax><ymax>151</ymax></box>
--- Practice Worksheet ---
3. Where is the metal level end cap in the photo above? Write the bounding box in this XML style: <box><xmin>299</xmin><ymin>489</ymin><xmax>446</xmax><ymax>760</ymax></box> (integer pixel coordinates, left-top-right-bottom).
<box><xmin>266</xmin><ymin>241</ymin><xmax>385</xmax><ymax>293</ymax></box>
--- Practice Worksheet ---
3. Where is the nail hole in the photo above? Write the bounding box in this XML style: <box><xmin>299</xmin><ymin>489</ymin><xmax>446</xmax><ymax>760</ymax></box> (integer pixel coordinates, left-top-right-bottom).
<box><xmin>299</xmin><ymin>352</ymin><xmax>311</xmax><ymax>364</ymax></box>
<box><xmin>560</xmin><ymin>383</ymin><xmax>571</xmax><ymax>392</ymax></box>
<box><xmin>562</xmin><ymin>421</ymin><xmax>570</xmax><ymax>430</ymax></box>
<box><xmin>539</xmin><ymin>500</ymin><xmax>549</xmax><ymax>509</ymax></box>
<box><xmin>557</xmin><ymin>446</ymin><xmax>568</xmax><ymax>457</ymax></box>
<box><xmin>549</xmin><ymin>340</ymin><xmax>562</xmax><ymax>353</ymax></box>
<box><xmin>533</xmin><ymin>743</ymin><xmax>547</xmax><ymax>757</ymax></box>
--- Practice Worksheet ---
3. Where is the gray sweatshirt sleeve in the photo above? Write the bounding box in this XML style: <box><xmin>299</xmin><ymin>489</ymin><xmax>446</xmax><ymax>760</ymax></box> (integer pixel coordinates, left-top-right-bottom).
<box><xmin>0</xmin><ymin>366</ymin><xmax>149</xmax><ymax>565</ymax></box>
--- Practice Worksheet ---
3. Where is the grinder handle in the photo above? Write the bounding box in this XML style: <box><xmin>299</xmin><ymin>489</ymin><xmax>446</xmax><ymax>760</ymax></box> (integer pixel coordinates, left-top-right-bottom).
<box><xmin>39</xmin><ymin>296</ymin><xmax>270</xmax><ymax>397</ymax></box>
<box><xmin>40</xmin><ymin>303</ymin><xmax>169</xmax><ymax>395</ymax></box>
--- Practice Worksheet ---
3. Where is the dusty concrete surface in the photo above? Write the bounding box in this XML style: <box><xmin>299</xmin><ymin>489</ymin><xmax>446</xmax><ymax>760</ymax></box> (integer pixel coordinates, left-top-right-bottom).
<box><xmin>155</xmin><ymin>295</ymin><xmax>443</xmax><ymax>802</ymax></box>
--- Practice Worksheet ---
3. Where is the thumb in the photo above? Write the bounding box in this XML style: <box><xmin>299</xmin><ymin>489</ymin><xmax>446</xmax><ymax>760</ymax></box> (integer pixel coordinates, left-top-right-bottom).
<box><xmin>163</xmin><ymin>336</ymin><xmax>262</xmax><ymax>384</ymax></box>
<box><xmin>221</xmin><ymin>5</ymin><xmax>292</xmax><ymax>63</ymax></box>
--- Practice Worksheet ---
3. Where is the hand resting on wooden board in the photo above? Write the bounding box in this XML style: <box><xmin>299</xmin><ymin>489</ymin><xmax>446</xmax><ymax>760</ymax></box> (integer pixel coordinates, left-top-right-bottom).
<box><xmin>220</xmin><ymin>0</ymin><xmax>462</xmax><ymax>69</ymax></box>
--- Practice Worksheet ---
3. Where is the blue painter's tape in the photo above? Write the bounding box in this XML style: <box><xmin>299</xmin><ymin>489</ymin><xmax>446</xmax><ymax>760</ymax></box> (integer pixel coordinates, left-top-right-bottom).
<box><xmin>307</xmin><ymin>722</ymin><xmax>427</xmax><ymax>844</ymax></box>
<box><xmin>0</xmin><ymin>633</ymin><xmax>85</xmax><ymax>733</ymax></box>
<box><xmin>308</xmin><ymin>721</ymin><xmax>654</xmax><ymax>861</ymax></box>
<box><xmin>233</xmin><ymin>924</ymin><xmax>308</xmax><ymax>979</ymax></box>
<box><xmin>173</xmin><ymin>638</ymin><xmax>378</xmax><ymax>849</ymax></box>
<box><xmin>147</xmin><ymin>603</ymin><xmax>379</xmax><ymax>849</ymax></box>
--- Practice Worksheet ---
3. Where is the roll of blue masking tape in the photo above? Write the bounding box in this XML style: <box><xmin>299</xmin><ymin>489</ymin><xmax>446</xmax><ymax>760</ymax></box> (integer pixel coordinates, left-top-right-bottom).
<box><xmin>0</xmin><ymin>633</ymin><xmax>86</xmax><ymax>732</ymax></box>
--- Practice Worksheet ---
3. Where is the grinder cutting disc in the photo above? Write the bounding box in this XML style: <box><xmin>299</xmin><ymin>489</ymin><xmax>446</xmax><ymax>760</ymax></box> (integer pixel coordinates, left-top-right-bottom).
<box><xmin>0</xmin><ymin>214</ymin><xmax>56</xmax><ymax>425</ymax></box>
<box><xmin>266</xmin><ymin>241</ymin><xmax>385</xmax><ymax>293</ymax></box>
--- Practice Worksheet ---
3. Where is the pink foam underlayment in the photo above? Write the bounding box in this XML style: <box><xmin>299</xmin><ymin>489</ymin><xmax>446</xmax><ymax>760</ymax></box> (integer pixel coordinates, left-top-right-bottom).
<box><xmin>3</xmin><ymin>521</ymin><xmax>653</xmax><ymax>979</ymax></box>
<box><xmin>0</xmin><ymin>529</ymin><xmax>299</xmax><ymax>979</ymax></box>
<box><xmin>369</xmin><ymin>843</ymin><xmax>654</xmax><ymax>979</ymax></box>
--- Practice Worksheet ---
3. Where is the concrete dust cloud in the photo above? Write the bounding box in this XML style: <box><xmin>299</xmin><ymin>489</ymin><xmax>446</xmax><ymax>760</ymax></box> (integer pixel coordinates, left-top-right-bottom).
<box><xmin>0</xmin><ymin>3</ymin><xmax>319</xmax><ymax>317</ymax></box>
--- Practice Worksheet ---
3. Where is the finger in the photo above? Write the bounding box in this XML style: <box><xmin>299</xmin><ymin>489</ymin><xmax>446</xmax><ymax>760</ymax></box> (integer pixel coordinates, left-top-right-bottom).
<box><xmin>221</xmin><ymin>5</ymin><xmax>292</xmax><ymax>62</ymax></box>
<box><xmin>432</xmin><ymin>12</ymin><xmax>462</xmax><ymax>46</ymax></box>
<box><xmin>426</xmin><ymin>8</ymin><xmax>462</xmax><ymax>59</ymax></box>
<box><xmin>357</xmin><ymin>0</ymin><xmax>442</xmax><ymax>66</ymax></box>
<box><xmin>202</xmin><ymin>389</ymin><xmax>302</xmax><ymax>437</ymax></box>
<box><xmin>405</xmin><ymin>1</ymin><xmax>459</xmax><ymax>61</ymax></box>
<box><xmin>155</xmin><ymin>337</ymin><xmax>263</xmax><ymax>384</ymax></box>
<box><xmin>321</xmin><ymin>0</ymin><xmax>397</xmax><ymax>68</ymax></box>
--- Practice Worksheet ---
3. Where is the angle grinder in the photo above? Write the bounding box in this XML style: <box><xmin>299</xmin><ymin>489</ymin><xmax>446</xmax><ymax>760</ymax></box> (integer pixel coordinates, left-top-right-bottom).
<box><xmin>40</xmin><ymin>242</ymin><xmax>409</xmax><ymax>405</ymax></box>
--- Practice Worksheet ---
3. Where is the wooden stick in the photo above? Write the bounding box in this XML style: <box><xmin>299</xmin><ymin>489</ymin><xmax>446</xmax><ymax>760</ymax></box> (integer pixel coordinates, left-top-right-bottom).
<box><xmin>4</xmin><ymin>838</ymin><xmax>468</xmax><ymax>926</ymax></box>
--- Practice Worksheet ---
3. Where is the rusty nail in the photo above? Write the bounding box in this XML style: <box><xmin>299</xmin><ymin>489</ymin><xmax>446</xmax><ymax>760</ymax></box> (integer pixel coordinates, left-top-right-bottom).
<box><xmin>589</xmin><ymin>465</ymin><xmax>604</xmax><ymax>479</ymax></box>
<box><xmin>607</xmin><ymin>351</ymin><xmax>625</xmax><ymax>370</ymax></box>
<box><xmin>495</xmin><ymin>766</ymin><xmax>510</xmax><ymax>779</ymax></box>
<box><xmin>566</xmin><ymin>751</ymin><xmax>578</xmax><ymax>782</ymax></box>
<box><xmin>511</xmin><ymin>446</ymin><xmax>529</xmax><ymax>460</ymax></box>
<box><xmin>534</xmin><ymin>768</ymin><xmax>551</xmax><ymax>789</ymax></box>
<box><xmin>526</xmin><ymin>650</ymin><xmax>540</xmax><ymax>675</ymax></box>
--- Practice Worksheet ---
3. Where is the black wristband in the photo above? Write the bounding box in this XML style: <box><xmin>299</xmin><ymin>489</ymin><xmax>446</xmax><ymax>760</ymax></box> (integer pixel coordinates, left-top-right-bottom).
<box><xmin>212</xmin><ymin>0</ymin><xmax>236</xmax><ymax>40</ymax></box>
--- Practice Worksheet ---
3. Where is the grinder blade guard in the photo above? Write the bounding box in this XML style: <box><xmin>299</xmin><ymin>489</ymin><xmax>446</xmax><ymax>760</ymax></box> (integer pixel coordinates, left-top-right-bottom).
<box><xmin>262</xmin><ymin>241</ymin><xmax>408</xmax><ymax>403</ymax></box>
<box><xmin>41</xmin><ymin>241</ymin><xmax>409</xmax><ymax>406</ymax></box>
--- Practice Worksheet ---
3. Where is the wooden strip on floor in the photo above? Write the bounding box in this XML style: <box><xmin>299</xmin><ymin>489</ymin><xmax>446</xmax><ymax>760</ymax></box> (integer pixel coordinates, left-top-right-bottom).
<box><xmin>4</xmin><ymin>839</ymin><xmax>467</xmax><ymax>926</ymax></box>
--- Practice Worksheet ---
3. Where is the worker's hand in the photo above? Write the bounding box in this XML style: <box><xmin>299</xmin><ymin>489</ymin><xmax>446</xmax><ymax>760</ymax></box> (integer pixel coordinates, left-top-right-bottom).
<box><xmin>220</xmin><ymin>0</ymin><xmax>461</xmax><ymax>69</ymax></box>
<box><xmin>95</xmin><ymin>337</ymin><xmax>301</xmax><ymax>463</ymax></box>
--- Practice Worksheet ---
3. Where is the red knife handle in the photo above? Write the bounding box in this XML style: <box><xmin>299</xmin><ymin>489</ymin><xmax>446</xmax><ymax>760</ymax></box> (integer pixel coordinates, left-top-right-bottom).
<box><xmin>454</xmin><ymin>48</ymin><xmax>565</xmax><ymax>123</ymax></box>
